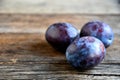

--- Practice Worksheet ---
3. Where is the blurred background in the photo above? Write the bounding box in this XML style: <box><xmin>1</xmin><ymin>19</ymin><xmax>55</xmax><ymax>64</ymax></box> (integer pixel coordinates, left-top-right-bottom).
<box><xmin>0</xmin><ymin>0</ymin><xmax>120</xmax><ymax>14</ymax></box>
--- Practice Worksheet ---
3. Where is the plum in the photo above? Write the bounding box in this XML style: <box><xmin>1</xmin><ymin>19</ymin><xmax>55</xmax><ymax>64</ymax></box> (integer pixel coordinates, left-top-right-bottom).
<box><xmin>45</xmin><ymin>22</ymin><xmax>79</xmax><ymax>52</ymax></box>
<box><xmin>66</xmin><ymin>36</ymin><xmax>106</xmax><ymax>70</ymax></box>
<box><xmin>80</xmin><ymin>21</ymin><xmax>114</xmax><ymax>48</ymax></box>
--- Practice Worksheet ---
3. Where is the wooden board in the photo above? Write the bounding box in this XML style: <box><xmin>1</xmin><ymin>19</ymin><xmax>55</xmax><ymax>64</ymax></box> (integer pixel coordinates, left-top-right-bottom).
<box><xmin>0</xmin><ymin>14</ymin><xmax>120</xmax><ymax>79</ymax></box>
<box><xmin>0</xmin><ymin>0</ymin><xmax>120</xmax><ymax>14</ymax></box>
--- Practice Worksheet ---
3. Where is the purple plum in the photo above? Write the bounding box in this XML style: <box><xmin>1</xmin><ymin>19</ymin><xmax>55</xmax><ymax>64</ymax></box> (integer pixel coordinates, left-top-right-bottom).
<box><xmin>66</xmin><ymin>36</ymin><xmax>106</xmax><ymax>70</ymax></box>
<box><xmin>45</xmin><ymin>22</ymin><xmax>79</xmax><ymax>52</ymax></box>
<box><xmin>80</xmin><ymin>21</ymin><xmax>114</xmax><ymax>48</ymax></box>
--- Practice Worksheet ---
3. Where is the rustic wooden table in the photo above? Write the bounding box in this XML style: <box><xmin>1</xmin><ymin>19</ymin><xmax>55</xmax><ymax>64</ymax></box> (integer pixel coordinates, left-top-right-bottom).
<box><xmin>0</xmin><ymin>14</ymin><xmax>119</xmax><ymax>79</ymax></box>
<box><xmin>0</xmin><ymin>0</ymin><xmax>120</xmax><ymax>79</ymax></box>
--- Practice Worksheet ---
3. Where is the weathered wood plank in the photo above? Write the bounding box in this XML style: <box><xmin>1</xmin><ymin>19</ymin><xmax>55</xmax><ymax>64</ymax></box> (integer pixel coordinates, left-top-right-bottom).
<box><xmin>0</xmin><ymin>33</ymin><xmax>119</xmax><ymax>78</ymax></box>
<box><xmin>0</xmin><ymin>0</ymin><xmax>119</xmax><ymax>14</ymax></box>
<box><xmin>0</xmin><ymin>14</ymin><xmax>120</xmax><ymax>33</ymax></box>
<box><xmin>0</xmin><ymin>63</ymin><xmax>120</xmax><ymax>75</ymax></box>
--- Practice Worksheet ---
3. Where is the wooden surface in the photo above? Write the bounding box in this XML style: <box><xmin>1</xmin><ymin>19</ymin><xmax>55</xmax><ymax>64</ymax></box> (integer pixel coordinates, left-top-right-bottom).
<box><xmin>0</xmin><ymin>0</ymin><xmax>120</xmax><ymax>14</ymax></box>
<box><xmin>0</xmin><ymin>14</ymin><xmax>120</xmax><ymax>79</ymax></box>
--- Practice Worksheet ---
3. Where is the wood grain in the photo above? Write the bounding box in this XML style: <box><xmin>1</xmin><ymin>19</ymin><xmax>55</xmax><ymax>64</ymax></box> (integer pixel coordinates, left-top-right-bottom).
<box><xmin>0</xmin><ymin>14</ymin><xmax>120</xmax><ymax>33</ymax></box>
<box><xmin>0</xmin><ymin>14</ymin><xmax>120</xmax><ymax>79</ymax></box>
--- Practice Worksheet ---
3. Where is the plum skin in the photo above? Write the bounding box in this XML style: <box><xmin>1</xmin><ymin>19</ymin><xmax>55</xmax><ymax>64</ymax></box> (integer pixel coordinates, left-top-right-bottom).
<box><xmin>66</xmin><ymin>36</ymin><xmax>106</xmax><ymax>70</ymax></box>
<box><xmin>45</xmin><ymin>22</ymin><xmax>79</xmax><ymax>52</ymax></box>
<box><xmin>80</xmin><ymin>21</ymin><xmax>114</xmax><ymax>48</ymax></box>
